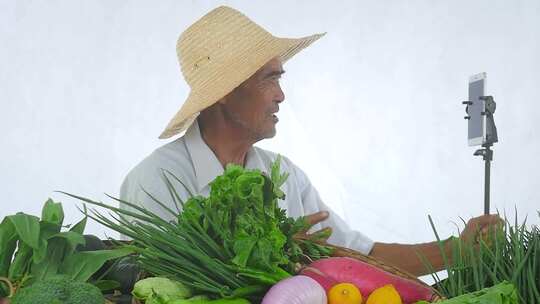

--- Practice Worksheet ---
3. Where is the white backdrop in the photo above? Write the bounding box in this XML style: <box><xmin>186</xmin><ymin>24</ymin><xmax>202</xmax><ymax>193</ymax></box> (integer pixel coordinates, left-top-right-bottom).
<box><xmin>1</xmin><ymin>0</ymin><xmax>539</xmax><ymax>257</ymax></box>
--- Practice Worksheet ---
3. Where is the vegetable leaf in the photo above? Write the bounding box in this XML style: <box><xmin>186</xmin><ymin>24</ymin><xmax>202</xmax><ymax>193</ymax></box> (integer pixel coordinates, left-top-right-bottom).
<box><xmin>0</xmin><ymin>218</ymin><xmax>18</xmax><ymax>277</ymax></box>
<box><xmin>41</xmin><ymin>198</ymin><xmax>65</xmax><ymax>226</ymax></box>
<box><xmin>7</xmin><ymin>213</ymin><xmax>41</xmax><ymax>250</ymax></box>
<box><xmin>59</xmin><ymin>248</ymin><xmax>134</xmax><ymax>282</ymax></box>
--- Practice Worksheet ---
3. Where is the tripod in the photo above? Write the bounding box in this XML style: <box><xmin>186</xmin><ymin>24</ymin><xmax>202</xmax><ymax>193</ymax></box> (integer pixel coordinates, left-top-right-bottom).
<box><xmin>474</xmin><ymin>143</ymin><xmax>493</xmax><ymax>215</ymax></box>
<box><xmin>463</xmin><ymin>95</ymin><xmax>498</xmax><ymax>215</ymax></box>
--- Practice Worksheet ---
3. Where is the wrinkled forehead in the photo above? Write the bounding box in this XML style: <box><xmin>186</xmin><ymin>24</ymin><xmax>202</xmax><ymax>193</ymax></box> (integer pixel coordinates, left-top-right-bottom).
<box><xmin>252</xmin><ymin>57</ymin><xmax>284</xmax><ymax>80</ymax></box>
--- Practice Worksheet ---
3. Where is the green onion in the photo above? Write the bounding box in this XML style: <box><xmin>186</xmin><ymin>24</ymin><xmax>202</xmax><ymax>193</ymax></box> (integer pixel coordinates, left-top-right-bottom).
<box><xmin>422</xmin><ymin>211</ymin><xmax>540</xmax><ymax>303</ymax></box>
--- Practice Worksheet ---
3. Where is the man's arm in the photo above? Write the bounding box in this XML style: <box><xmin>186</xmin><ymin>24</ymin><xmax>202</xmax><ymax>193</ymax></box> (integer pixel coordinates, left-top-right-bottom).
<box><xmin>301</xmin><ymin>213</ymin><xmax>453</xmax><ymax>276</ymax></box>
<box><xmin>370</xmin><ymin>240</ymin><xmax>452</xmax><ymax>276</ymax></box>
<box><xmin>369</xmin><ymin>214</ymin><xmax>502</xmax><ymax>277</ymax></box>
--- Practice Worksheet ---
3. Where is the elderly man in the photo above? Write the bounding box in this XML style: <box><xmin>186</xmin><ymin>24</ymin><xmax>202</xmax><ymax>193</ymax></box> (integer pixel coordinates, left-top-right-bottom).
<box><xmin>120</xmin><ymin>6</ymin><xmax>500</xmax><ymax>276</ymax></box>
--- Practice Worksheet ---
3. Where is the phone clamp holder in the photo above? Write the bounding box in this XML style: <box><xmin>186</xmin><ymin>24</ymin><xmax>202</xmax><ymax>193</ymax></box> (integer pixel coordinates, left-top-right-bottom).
<box><xmin>462</xmin><ymin>95</ymin><xmax>499</xmax><ymax>215</ymax></box>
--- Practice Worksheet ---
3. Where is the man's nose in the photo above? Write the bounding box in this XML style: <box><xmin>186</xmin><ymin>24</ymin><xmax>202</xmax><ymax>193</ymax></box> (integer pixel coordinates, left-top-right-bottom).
<box><xmin>275</xmin><ymin>84</ymin><xmax>285</xmax><ymax>103</ymax></box>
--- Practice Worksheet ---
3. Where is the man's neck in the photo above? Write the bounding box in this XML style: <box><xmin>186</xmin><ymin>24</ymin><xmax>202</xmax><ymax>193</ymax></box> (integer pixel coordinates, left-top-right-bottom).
<box><xmin>198</xmin><ymin>118</ymin><xmax>254</xmax><ymax>168</ymax></box>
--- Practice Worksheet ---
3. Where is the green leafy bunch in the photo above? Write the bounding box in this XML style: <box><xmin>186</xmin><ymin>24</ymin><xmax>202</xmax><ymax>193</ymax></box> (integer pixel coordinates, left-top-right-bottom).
<box><xmin>65</xmin><ymin>156</ymin><xmax>333</xmax><ymax>299</ymax></box>
<box><xmin>179</xmin><ymin>158</ymin><xmax>294</xmax><ymax>273</ymax></box>
<box><xmin>0</xmin><ymin>200</ymin><xmax>132</xmax><ymax>298</ymax></box>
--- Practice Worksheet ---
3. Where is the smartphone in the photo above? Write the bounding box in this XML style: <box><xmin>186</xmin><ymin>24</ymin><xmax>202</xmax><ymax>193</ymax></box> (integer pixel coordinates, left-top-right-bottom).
<box><xmin>468</xmin><ymin>73</ymin><xmax>487</xmax><ymax>146</ymax></box>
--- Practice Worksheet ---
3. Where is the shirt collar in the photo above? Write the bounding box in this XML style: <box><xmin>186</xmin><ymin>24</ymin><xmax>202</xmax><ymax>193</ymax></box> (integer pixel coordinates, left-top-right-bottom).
<box><xmin>184</xmin><ymin>119</ymin><xmax>266</xmax><ymax>191</ymax></box>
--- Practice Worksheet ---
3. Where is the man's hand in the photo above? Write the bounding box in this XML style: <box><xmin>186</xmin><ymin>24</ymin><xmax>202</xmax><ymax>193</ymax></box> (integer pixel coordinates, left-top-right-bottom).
<box><xmin>369</xmin><ymin>214</ymin><xmax>504</xmax><ymax>276</ymax></box>
<box><xmin>459</xmin><ymin>214</ymin><xmax>504</xmax><ymax>245</ymax></box>
<box><xmin>296</xmin><ymin>211</ymin><xmax>333</xmax><ymax>242</ymax></box>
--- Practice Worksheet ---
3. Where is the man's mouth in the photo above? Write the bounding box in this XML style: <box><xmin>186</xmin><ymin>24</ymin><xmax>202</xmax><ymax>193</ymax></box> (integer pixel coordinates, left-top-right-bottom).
<box><xmin>269</xmin><ymin>107</ymin><xmax>279</xmax><ymax>123</ymax></box>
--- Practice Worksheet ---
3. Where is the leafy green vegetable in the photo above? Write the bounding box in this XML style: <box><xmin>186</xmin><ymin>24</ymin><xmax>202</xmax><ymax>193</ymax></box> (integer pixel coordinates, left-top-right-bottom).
<box><xmin>31</xmin><ymin>235</ymin><xmax>72</xmax><ymax>281</ymax></box>
<box><xmin>0</xmin><ymin>219</ymin><xmax>18</xmax><ymax>278</ymax></box>
<box><xmin>64</xmin><ymin>156</ymin><xmax>332</xmax><ymax>299</ymax></box>
<box><xmin>69</xmin><ymin>208</ymin><xmax>88</xmax><ymax>235</ymax></box>
<box><xmin>0</xmin><ymin>199</ymin><xmax>133</xmax><ymax>296</ymax></box>
<box><xmin>41</xmin><ymin>199</ymin><xmax>65</xmax><ymax>226</ymax></box>
<box><xmin>8</xmin><ymin>242</ymin><xmax>32</xmax><ymax>281</ymax></box>
<box><xmin>59</xmin><ymin>247</ymin><xmax>135</xmax><ymax>282</ymax></box>
<box><xmin>200</xmin><ymin>163</ymin><xmax>288</xmax><ymax>273</ymax></box>
<box><xmin>414</xmin><ymin>281</ymin><xmax>517</xmax><ymax>304</ymax></box>
<box><xmin>7</xmin><ymin>213</ymin><xmax>41</xmax><ymax>251</ymax></box>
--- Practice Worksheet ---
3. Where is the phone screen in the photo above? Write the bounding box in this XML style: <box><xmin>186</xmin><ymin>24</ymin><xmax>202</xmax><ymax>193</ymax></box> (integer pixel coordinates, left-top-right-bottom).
<box><xmin>468</xmin><ymin>76</ymin><xmax>485</xmax><ymax>146</ymax></box>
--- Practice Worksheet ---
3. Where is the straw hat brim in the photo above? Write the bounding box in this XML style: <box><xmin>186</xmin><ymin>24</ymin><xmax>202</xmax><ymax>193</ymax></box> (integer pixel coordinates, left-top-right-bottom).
<box><xmin>159</xmin><ymin>33</ymin><xmax>325</xmax><ymax>139</ymax></box>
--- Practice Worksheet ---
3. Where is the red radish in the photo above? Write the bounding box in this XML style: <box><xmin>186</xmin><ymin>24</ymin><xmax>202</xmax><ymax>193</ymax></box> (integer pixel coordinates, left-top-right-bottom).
<box><xmin>308</xmin><ymin>257</ymin><xmax>435</xmax><ymax>304</ymax></box>
<box><xmin>300</xmin><ymin>266</ymin><xmax>339</xmax><ymax>292</ymax></box>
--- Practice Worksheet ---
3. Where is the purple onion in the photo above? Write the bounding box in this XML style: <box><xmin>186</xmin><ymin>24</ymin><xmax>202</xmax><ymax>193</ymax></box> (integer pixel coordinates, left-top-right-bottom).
<box><xmin>261</xmin><ymin>275</ymin><xmax>327</xmax><ymax>304</ymax></box>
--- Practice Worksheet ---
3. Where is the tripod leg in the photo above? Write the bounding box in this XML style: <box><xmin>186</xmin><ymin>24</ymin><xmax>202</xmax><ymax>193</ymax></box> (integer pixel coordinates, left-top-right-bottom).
<box><xmin>484</xmin><ymin>155</ymin><xmax>491</xmax><ymax>215</ymax></box>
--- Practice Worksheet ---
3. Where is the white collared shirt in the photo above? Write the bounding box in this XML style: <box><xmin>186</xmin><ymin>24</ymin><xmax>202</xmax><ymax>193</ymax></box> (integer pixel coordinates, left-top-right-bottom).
<box><xmin>120</xmin><ymin>120</ymin><xmax>374</xmax><ymax>255</ymax></box>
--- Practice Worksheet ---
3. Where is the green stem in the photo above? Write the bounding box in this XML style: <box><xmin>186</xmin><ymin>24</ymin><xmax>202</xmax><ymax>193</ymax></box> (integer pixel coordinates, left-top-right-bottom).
<box><xmin>0</xmin><ymin>277</ymin><xmax>14</xmax><ymax>298</ymax></box>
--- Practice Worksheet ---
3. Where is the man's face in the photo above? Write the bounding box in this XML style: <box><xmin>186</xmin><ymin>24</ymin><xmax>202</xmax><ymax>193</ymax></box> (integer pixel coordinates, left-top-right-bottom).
<box><xmin>220</xmin><ymin>57</ymin><xmax>285</xmax><ymax>141</ymax></box>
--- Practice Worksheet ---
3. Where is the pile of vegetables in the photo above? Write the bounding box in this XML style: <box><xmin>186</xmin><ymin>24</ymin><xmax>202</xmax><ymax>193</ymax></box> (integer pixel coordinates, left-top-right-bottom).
<box><xmin>2</xmin><ymin>157</ymin><xmax>533</xmax><ymax>304</ymax></box>
<box><xmin>64</xmin><ymin>157</ymin><xmax>498</xmax><ymax>303</ymax></box>
<box><xmin>127</xmin><ymin>272</ymin><xmax>518</xmax><ymax>304</ymax></box>
<box><xmin>0</xmin><ymin>199</ymin><xmax>133</xmax><ymax>303</ymax></box>
<box><xmin>63</xmin><ymin>158</ymin><xmax>455</xmax><ymax>304</ymax></box>
<box><xmin>415</xmin><ymin>281</ymin><xmax>518</xmax><ymax>304</ymax></box>
<box><xmin>65</xmin><ymin>157</ymin><xmax>334</xmax><ymax>301</ymax></box>
<box><xmin>422</xmin><ymin>212</ymin><xmax>540</xmax><ymax>303</ymax></box>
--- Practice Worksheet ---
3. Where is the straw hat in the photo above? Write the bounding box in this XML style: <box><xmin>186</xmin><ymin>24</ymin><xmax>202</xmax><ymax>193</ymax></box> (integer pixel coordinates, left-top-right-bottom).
<box><xmin>159</xmin><ymin>5</ymin><xmax>326</xmax><ymax>139</ymax></box>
